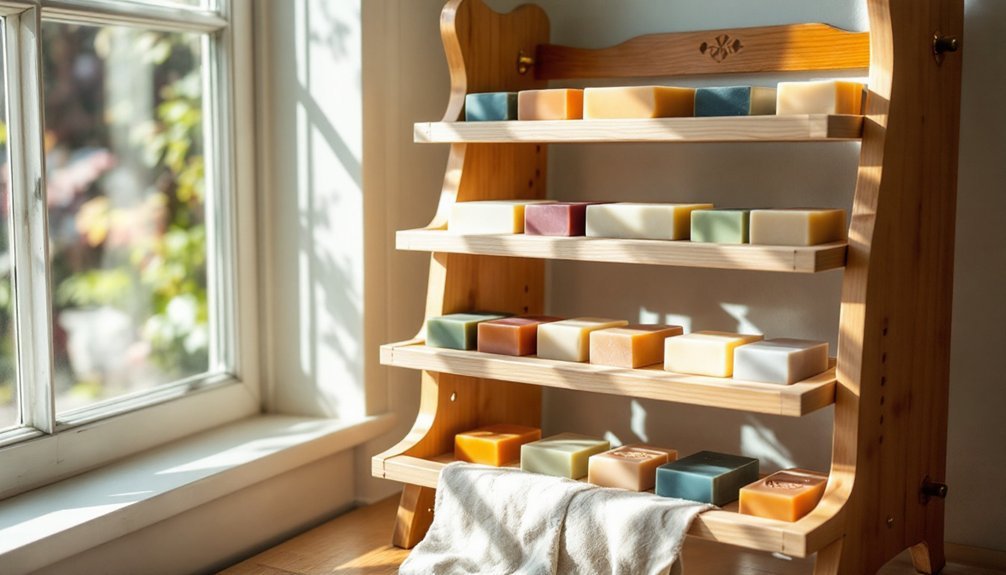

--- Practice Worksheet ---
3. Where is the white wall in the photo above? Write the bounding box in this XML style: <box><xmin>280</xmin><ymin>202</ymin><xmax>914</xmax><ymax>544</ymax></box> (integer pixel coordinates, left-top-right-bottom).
<box><xmin>363</xmin><ymin>0</ymin><xmax>1006</xmax><ymax>553</ymax></box>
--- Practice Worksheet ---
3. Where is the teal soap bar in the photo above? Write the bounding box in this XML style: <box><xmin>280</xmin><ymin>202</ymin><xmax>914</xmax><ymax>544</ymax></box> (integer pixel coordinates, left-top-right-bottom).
<box><xmin>656</xmin><ymin>450</ymin><xmax>759</xmax><ymax>506</ymax></box>
<box><xmin>465</xmin><ymin>92</ymin><xmax>518</xmax><ymax>121</ymax></box>
<box><xmin>427</xmin><ymin>312</ymin><xmax>509</xmax><ymax>350</ymax></box>
<box><xmin>694</xmin><ymin>86</ymin><xmax>776</xmax><ymax>117</ymax></box>
<box><xmin>691</xmin><ymin>209</ymin><xmax>751</xmax><ymax>244</ymax></box>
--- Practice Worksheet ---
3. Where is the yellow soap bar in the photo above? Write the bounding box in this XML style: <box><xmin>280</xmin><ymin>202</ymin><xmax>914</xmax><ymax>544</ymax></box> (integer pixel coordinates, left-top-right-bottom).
<box><xmin>518</xmin><ymin>89</ymin><xmax>584</xmax><ymax>120</ymax></box>
<box><xmin>589</xmin><ymin>324</ymin><xmax>684</xmax><ymax>368</ymax></box>
<box><xmin>776</xmin><ymin>80</ymin><xmax>865</xmax><ymax>115</ymax></box>
<box><xmin>588</xmin><ymin>444</ymin><xmax>678</xmax><ymax>491</ymax></box>
<box><xmin>448</xmin><ymin>200</ymin><xmax>554</xmax><ymax>234</ymax></box>
<box><xmin>664</xmin><ymin>331</ymin><xmax>764</xmax><ymax>377</ymax></box>
<box><xmin>749</xmin><ymin>209</ymin><xmax>847</xmax><ymax>246</ymax></box>
<box><xmin>739</xmin><ymin>468</ymin><xmax>828</xmax><ymax>522</ymax></box>
<box><xmin>455</xmin><ymin>424</ymin><xmax>542</xmax><ymax>466</ymax></box>
<box><xmin>584</xmin><ymin>86</ymin><xmax>696</xmax><ymax>119</ymax></box>
<box><xmin>537</xmin><ymin>317</ymin><xmax>629</xmax><ymax>362</ymax></box>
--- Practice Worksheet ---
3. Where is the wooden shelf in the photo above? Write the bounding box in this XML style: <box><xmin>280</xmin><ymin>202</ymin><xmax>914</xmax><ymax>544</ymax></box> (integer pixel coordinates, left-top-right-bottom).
<box><xmin>414</xmin><ymin>115</ymin><xmax>864</xmax><ymax>144</ymax></box>
<box><xmin>381</xmin><ymin>340</ymin><xmax>836</xmax><ymax>417</ymax></box>
<box><xmin>371</xmin><ymin>453</ymin><xmax>819</xmax><ymax>557</ymax></box>
<box><xmin>397</xmin><ymin>229</ymin><xmax>847</xmax><ymax>273</ymax></box>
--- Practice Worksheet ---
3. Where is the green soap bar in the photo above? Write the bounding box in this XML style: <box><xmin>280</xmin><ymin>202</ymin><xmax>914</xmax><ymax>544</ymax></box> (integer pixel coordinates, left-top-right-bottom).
<box><xmin>655</xmin><ymin>450</ymin><xmax>759</xmax><ymax>506</ymax></box>
<box><xmin>691</xmin><ymin>209</ymin><xmax>751</xmax><ymax>244</ymax></box>
<box><xmin>520</xmin><ymin>433</ymin><xmax>610</xmax><ymax>479</ymax></box>
<box><xmin>426</xmin><ymin>312</ymin><xmax>509</xmax><ymax>350</ymax></box>
<box><xmin>465</xmin><ymin>92</ymin><xmax>518</xmax><ymax>121</ymax></box>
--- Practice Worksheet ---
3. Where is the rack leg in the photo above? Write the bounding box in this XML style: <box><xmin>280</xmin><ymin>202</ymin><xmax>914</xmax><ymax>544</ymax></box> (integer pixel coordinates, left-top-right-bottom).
<box><xmin>909</xmin><ymin>540</ymin><xmax>946</xmax><ymax>574</ymax></box>
<box><xmin>392</xmin><ymin>485</ymin><xmax>435</xmax><ymax>549</ymax></box>
<box><xmin>813</xmin><ymin>538</ymin><xmax>843</xmax><ymax>575</ymax></box>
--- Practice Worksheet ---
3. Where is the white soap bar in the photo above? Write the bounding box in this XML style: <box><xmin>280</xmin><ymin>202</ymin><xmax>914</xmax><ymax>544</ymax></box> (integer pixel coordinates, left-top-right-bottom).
<box><xmin>776</xmin><ymin>80</ymin><xmax>865</xmax><ymax>115</ymax></box>
<box><xmin>586</xmin><ymin>203</ymin><xmax>714</xmax><ymax>241</ymax></box>
<box><xmin>537</xmin><ymin>317</ymin><xmax>629</xmax><ymax>362</ymax></box>
<box><xmin>733</xmin><ymin>338</ymin><xmax>829</xmax><ymax>385</ymax></box>
<box><xmin>664</xmin><ymin>331</ymin><xmax>763</xmax><ymax>378</ymax></box>
<box><xmin>749</xmin><ymin>209</ymin><xmax>846</xmax><ymax>246</ymax></box>
<box><xmin>449</xmin><ymin>200</ymin><xmax>554</xmax><ymax>234</ymax></box>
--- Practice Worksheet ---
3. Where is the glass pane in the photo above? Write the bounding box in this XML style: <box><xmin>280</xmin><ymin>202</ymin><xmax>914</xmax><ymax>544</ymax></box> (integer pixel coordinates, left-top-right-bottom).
<box><xmin>42</xmin><ymin>23</ymin><xmax>212</xmax><ymax>413</ymax></box>
<box><xmin>0</xmin><ymin>23</ymin><xmax>18</xmax><ymax>430</ymax></box>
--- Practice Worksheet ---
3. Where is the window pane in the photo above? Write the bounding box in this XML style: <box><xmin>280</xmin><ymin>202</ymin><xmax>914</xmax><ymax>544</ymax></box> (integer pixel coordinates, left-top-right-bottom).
<box><xmin>42</xmin><ymin>23</ymin><xmax>212</xmax><ymax>413</ymax></box>
<box><xmin>0</xmin><ymin>23</ymin><xmax>17</xmax><ymax>430</ymax></box>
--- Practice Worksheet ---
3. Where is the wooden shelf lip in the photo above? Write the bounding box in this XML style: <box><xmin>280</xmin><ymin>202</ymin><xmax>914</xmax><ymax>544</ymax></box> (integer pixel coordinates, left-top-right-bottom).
<box><xmin>414</xmin><ymin>115</ymin><xmax>864</xmax><ymax>144</ymax></box>
<box><xmin>381</xmin><ymin>341</ymin><xmax>836</xmax><ymax>417</ymax></box>
<box><xmin>397</xmin><ymin>229</ymin><xmax>847</xmax><ymax>274</ymax></box>
<box><xmin>371</xmin><ymin>453</ymin><xmax>814</xmax><ymax>557</ymax></box>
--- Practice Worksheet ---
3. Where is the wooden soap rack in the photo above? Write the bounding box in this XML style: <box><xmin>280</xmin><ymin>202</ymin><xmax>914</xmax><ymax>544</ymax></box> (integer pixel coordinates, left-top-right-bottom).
<box><xmin>372</xmin><ymin>1</ymin><xmax>962</xmax><ymax>573</ymax></box>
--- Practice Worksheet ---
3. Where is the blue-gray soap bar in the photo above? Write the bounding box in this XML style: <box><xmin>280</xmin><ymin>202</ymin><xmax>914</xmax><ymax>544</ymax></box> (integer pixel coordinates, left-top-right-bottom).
<box><xmin>465</xmin><ymin>92</ymin><xmax>518</xmax><ymax>121</ymax></box>
<box><xmin>694</xmin><ymin>86</ymin><xmax>776</xmax><ymax>117</ymax></box>
<box><xmin>655</xmin><ymin>450</ymin><xmax>760</xmax><ymax>506</ymax></box>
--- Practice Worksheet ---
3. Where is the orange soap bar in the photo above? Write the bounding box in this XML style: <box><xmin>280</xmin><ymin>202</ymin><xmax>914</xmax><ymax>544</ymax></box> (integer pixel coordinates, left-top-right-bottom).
<box><xmin>588</xmin><ymin>445</ymin><xmax>678</xmax><ymax>491</ymax></box>
<box><xmin>478</xmin><ymin>316</ymin><xmax>563</xmax><ymax>356</ymax></box>
<box><xmin>739</xmin><ymin>468</ymin><xmax>828</xmax><ymax>522</ymax></box>
<box><xmin>518</xmin><ymin>89</ymin><xmax>584</xmax><ymax>120</ymax></box>
<box><xmin>455</xmin><ymin>424</ymin><xmax>542</xmax><ymax>466</ymax></box>
<box><xmin>589</xmin><ymin>324</ymin><xmax>684</xmax><ymax>368</ymax></box>
<box><xmin>584</xmin><ymin>86</ymin><xmax>695</xmax><ymax>119</ymax></box>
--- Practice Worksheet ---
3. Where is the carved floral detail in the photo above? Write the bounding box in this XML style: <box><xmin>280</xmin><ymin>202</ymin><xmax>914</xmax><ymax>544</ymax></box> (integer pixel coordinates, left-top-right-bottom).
<box><xmin>699</xmin><ymin>34</ymin><xmax>744</xmax><ymax>63</ymax></box>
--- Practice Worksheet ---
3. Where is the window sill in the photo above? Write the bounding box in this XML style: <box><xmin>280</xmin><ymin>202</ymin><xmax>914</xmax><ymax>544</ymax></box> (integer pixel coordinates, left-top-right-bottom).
<box><xmin>0</xmin><ymin>412</ymin><xmax>396</xmax><ymax>574</ymax></box>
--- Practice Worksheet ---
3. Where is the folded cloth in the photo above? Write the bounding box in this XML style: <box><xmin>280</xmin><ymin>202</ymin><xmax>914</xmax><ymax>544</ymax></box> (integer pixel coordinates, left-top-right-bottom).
<box><xmin>399</xmin><ymin>462</ymin><xmax>712</xmax><ymax>575</ymax></box>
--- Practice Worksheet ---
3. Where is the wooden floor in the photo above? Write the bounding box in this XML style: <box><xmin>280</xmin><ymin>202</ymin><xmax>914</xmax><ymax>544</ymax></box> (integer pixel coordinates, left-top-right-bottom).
<box><xmin>222</xmin><ymin>496</ymin><xmax>1005</xmax><ymax>575</ymax></box>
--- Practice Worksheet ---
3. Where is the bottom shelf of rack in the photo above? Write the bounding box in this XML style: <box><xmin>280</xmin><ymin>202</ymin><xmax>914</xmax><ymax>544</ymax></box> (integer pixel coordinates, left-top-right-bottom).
<box><xmin>371</xmin><ymin>453</ymin><xmax>830</xmax><ymax>558</ymax></box>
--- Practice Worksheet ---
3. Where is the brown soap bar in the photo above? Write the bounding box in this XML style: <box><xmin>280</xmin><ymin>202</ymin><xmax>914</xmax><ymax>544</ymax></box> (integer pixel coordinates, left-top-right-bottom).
<box><xmin>525</xmin><ymin>202</ymin><xmax>602</xmax><ymax>237</ymax></box>
<box><xmin>477</xmin><ymin>316</ymin><xmax>563</xmax><ymax>356</ymax></box>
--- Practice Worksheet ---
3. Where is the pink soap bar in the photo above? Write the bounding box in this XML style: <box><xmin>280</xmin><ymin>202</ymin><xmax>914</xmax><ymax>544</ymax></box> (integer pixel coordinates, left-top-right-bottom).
<box><xmin>525</xmin><ymin>202</ymin><xmax>601</xmax><ymax>237</ymax></box>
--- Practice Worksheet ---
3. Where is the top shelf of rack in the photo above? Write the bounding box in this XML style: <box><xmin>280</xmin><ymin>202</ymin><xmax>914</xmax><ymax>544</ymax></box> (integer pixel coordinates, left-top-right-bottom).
<box><xmin>414</xmin><ymin>114</ymin><xmax>864</xmax><ymax>144</ymax></box>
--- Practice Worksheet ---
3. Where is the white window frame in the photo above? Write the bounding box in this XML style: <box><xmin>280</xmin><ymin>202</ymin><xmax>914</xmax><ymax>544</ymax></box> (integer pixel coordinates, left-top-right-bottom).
<box><xmin>0</xmin><ymin>0</ymin><xmax>261</xmax><ymax>500</ymax></box>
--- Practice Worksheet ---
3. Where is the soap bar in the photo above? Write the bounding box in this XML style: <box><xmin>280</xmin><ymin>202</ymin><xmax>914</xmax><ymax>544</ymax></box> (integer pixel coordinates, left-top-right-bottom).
<box><xmin>589</xmin><ymin>324</ymin><xmax>684</xmax><ymax>368</ymax></box>
<box><xmin>525</xmin><ymin>202</ymin><xmax>602</xmax><ymax>237</ymax></box>
<box><xmin>733</xmin><ymin>338</ymin><xmax>830</xmax><ymax>385</ymax></box>
<box><xmin>455</xmin><ymin>424</ymin><xmax>542</xmax><ymax>466</ymax></box>
<box><xmin>656</xmin><ymin>450</ymin><xmax>760</xmax><ymax>506</ymax></box>
<box><xmin>749</xmin><ymin>209</ymin><xmax>846</xmax><ymax>246</ymax></box>
<box><xmin>739</xmin><ymin>468</ymin><xmax>828</xmax><ymax>522</ymax></box>
<box><xmin>694</xmin><ymin>86</ymin><xmax>777</xmax><ymax>117</ymax></box>
<box><xmin>537</xmin><ymin>317</ymin><xmax>629</xmax><ymax>362</ymax></box>
<box><xmin>465</xmin><ymin>92</ymin><xmax>518</xmax><ymax>121</ymax></box>
<box><xmin>449</xmin><ymin>200</ymin><xmax>554</xmax><ymax>234</ymax></box>
<box><xmin>520</xmin><ymin>433</ymin><xmax>611</xmax><ymax>479</ymax></box>
<box><xmin>586</xmin><ymin>203</ymin><xmax>714</xmax><ymax>241</ymax></box>
<box><xmin>691</xmin><ymin>209</ymin><xmax>751</xmax><ymax>244</ymax></box>
<box><xmin>776</xmin><ymin>80</ymin><xmax>865</xmax><ymax>115</ymax></box>
<box><xmin>664</xmin><ymin>331</ymin><xmax>764</xmax><ymax>377</ymax></box>
<box><xmin>427</xmin><ymin>312</ymin><xmax>509</xmax><ymax>350</ymax></box>
<box><xmin>584</xmin><ymin>86</ymin><xmax>696</xmax><ymax>119</ymax></box>
<box><xmin>477</xmin><ymin>316</ymin><xmax>563</xmax><ymax>356</ymax></box>
<box><xmin>588</xmin><ymin>444</ymin><xmax>678</xmax><ymax>491</ymax></box>
<box><xmin>518</xmin><ymin>89</ymin><xmax>584</xmax><ymax>120</ymax></box>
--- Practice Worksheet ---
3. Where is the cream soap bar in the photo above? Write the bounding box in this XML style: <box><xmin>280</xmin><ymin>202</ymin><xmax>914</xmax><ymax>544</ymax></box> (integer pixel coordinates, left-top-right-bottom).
<box><xmin>448</xmin><ymin>200</ymin><xmax>553</xmax><ymax>234</ymax></box>
<box><xmin>733</xmin><ymin>338</ymin><xmax>829</xmax><ymax>385</ymax></box>
<box><xmin>589</xmin><ymin>324</ymin><xmax>684</xmax><ymax>368</ymax></box>
<box><xmin>520</xmin><ymin>433</ymin><xmax>610</xmax><ymax>479</ymax></box>
<box><xmin>518</xmin><ymin>89</ymin><xmax>584</xmax><ymax>120</ymax></box>
<box><xmin>749</xmin><ymin>208</ymin><xmax>846</xmax><ymax>246</ymax></box>
<box><xmin>584</xmin><ymin>86</ymin><xmax>695</xmax><ymax>119</ymax></box>
<box><xmin>776</xmin><ymin>80</ymin><xmax>865</xmax><ymax>115</ymax></box>
<box><xmin>664</xmin><ymin>331</ymin><xmax>763</xmax><ymax>377</ymax></box>
<box><xmin>537</xmin><ymin>317</ymin><xmax>629</xmax><ymax>362</ymax></box>
<box><xmin>586</xmin><ymin>203</ymin><xmax>714</xmax><ymax>241</ymax></box>
<box><xmin>588</xmin><ymin>444</ymin><xmax>678</xmax><ymax>491</ymax></box>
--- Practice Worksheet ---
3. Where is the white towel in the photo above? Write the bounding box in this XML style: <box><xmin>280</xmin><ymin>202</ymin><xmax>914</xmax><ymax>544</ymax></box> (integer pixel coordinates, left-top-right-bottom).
<box><xmin>399</xmin><ymin>462</ymin><xmax>711</xmax><ymax>575</ymax></box>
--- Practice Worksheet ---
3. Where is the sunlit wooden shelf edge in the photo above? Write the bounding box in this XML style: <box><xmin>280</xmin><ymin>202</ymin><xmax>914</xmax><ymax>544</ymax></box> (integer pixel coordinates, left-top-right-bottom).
<box><xmin>414</xmin><ymin>115</ymin><xmax>864</xmax><ymax>144</ymax></box>
<box><xmin>397</xmin><ymin>229</ymin><xmax>847</xmax><ymax>273</ymax></box>
<box><xmin>381</xmin><ymin>340</ymin><xmax>836</xmax><ymax>417</ymax></box>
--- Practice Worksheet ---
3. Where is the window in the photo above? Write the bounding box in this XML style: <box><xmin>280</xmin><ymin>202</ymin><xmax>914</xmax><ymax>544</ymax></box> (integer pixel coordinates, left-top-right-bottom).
<box><xmin>0</xmin><ymin>0</ymin><xmax>258</xmax><ymax>498</ymax></box>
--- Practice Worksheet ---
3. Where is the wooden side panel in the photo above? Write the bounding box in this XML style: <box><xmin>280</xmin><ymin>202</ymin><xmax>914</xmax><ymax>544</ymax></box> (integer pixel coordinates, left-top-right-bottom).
<box><xmin>536</xmin><ymin>23</ymin><xmax>869</xmax><ymax>80</ymax></box>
